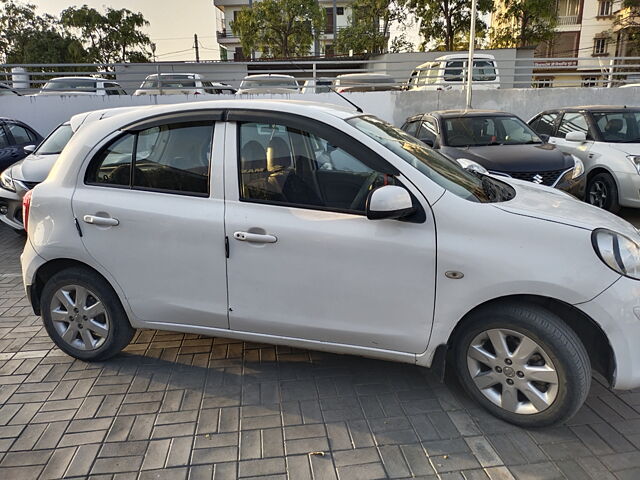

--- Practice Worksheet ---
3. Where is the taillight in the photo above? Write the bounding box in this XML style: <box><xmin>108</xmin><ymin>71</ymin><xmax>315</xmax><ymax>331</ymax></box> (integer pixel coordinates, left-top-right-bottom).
<box><xmin>22</xmin><ymin>189</ymin><xmax>32</xmax><ymax>234</ymax></box>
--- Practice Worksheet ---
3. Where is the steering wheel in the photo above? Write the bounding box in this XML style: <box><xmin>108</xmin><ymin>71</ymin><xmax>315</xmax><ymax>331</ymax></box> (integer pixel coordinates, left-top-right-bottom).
<box><xmin>349</xmin><ymin>172</ymin><xmax>381</xmax><ymax>211</ymax></box>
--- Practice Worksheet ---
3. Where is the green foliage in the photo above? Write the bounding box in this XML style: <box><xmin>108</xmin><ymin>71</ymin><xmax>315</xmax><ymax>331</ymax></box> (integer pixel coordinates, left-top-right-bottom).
<box><xmin>335</xmin><ymin>0</ymin><xmax>407</xmax><ymax>55</ymax></box>
<box><xmin>61</xmin><ymin>6</ymin><xmax>152</xmax><ymax>63</ymax></box>
<box><xmin>0</xmin><ymin>1</ymin><xmax>151</xmax><ymax>65</ymax></box>
<box><xmin>406</xmin><ymin>0</ymin><xmax>493</xmax><ymax>51</ymax></box>
<box><xmin>231</xmin><ymin>0</ymin><xmax>324</xmax><ymax>58</ymax></box>
<box><xmin>490</xmin><ymin>0</ymin><xmax>557</xmax><ymax>48</ymax></box>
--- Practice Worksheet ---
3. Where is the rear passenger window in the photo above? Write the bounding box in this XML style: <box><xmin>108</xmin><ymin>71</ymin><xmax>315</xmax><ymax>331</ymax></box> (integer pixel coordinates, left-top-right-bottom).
<box><xmin>85</xmin><ymin>122</ymin><xmax>213</xmax><ymax>196</ymax></box>
<box><xmin>86</xmin><ymin>134</ymin><xmax>135</xmax><ymax>187</ymax></box>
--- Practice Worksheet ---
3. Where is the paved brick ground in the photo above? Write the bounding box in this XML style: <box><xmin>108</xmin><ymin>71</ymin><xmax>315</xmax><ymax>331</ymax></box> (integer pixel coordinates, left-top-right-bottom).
<box><xmin>3</xmin><ymin>221</ymin><xmax>640</xmax><ymax>480</ymax></box>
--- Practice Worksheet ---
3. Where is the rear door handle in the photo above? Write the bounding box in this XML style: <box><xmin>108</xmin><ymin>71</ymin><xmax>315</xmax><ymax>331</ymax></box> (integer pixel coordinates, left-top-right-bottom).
<box><xmin>83</xmin><ymin>215</ymin><xmax>119</xmax><ymax>227</ymax></box>
<box><xmin>233</xmin><ymin>231</ymin><xmax>277</xmax><ymax>243</ymax></box>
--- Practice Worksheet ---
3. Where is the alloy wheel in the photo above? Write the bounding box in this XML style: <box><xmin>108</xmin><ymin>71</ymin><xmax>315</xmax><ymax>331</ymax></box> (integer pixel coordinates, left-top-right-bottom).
<box><xmin>50</xmin><ymin>285</ymin><xmax>110</xmax><ymax>351</ymax></box>
<box><xmin>589</xmin><ymin>180</ymin><xmax>608</xmax><ymax>208</ymax></box>
<box><xmin>466</xmin><ymin>328</ymin><xmax>559</xmax><ymax>415</ymax></box>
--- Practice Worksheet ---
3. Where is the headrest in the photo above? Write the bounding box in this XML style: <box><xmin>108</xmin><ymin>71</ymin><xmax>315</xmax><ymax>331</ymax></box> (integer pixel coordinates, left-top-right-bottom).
<box><xmin>267</xmin><ymin>137</ymin><xmax>291</xmax><ymax>172</ymax></box>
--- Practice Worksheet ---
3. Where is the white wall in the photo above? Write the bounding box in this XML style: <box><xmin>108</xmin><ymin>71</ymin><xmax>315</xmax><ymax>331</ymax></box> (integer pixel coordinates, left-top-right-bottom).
<box><xmin>2</xmin><ymin>87</ymin><xmax>639</xmax><ymax>138</ymax></box>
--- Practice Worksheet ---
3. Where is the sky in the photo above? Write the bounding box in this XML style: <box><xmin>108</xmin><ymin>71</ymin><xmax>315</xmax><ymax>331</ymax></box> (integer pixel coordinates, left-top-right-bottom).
<box><xmin>34</xmin><ymin>0</ymin><xmax>222</xmax><ymax>61</ymax></box>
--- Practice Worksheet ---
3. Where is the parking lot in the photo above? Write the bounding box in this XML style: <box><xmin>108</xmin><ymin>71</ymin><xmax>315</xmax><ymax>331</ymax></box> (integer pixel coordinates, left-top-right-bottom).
<box><xmin>2</xmin><ymin>214</ymin><xmax>640</xmax><ymax>480</ymax></box>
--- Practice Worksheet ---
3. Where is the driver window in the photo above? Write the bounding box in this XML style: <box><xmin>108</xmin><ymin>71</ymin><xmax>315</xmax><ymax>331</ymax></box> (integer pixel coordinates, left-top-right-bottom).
<box><xmin>238</xmin><ymin>121</ymin><xmax>394</xmax><ymax>213</ymax></box>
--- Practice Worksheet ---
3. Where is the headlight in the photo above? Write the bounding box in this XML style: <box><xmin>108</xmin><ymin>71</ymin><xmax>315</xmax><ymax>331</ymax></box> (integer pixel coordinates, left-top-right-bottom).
<box><xmin>456</xmin><ymin>158</ymin><xmax>488</xmax><ymax>175</ymax></box>
<box><xmin>627</xmin><ymin>155</ymin><xmax>640</xmax><ymax>175</ymax></box>
<box><xmin>592</xmin><ymin>228</ymin><xmax>640</xmax><ymax>280</ymax></box>
<box><xmin>0</xmin><ymin>169</ymin><xmax>15</xmax><ymax>192</ymax></box>
<box><xmin>571</xmin><ymin>156</ymin><xmax>584</xmax><ymax>179</ymax></box>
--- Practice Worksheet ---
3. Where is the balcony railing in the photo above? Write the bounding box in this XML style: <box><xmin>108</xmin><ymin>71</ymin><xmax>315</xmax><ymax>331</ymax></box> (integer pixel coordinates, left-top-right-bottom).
<box><xmin>557</xmin><ymin>15</ymin><xmax>579</xmax><ymax>25</ymax></box>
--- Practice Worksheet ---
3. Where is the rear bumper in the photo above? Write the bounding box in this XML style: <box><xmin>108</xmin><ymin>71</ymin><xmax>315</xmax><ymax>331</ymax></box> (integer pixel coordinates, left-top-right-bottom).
<box><xmin>20</xmin><ymin>239</ymin><xmax>46</xmax><ymax>315</ymax></box>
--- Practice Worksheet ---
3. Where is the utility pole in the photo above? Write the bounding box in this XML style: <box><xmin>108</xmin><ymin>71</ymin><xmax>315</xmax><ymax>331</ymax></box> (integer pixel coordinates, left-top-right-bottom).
<box><xmin>194</xmin><ymin>34</ymin><xmax>200</xmax><ymax>63</ymax></box>
<box><xmin>465</xmin><ymin>0</ymin><xmax>477</xmax><ymax>110</ymax></box>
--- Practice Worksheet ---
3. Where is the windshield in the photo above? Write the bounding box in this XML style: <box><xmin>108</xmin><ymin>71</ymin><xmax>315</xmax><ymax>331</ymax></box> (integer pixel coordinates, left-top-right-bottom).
<box><xmin>592</xmin><ymin>111</ymin><xmax>640</xmax><ymax>143</ymax></box>
<box><xmin>35</xmin><ymin>124</ymin><xmax>73</xmax><ymax>155</ymax></box>
<box><xmin>444</xmin><ymin>115</ymin><xmax>541</xmax><ymax>147</ymax></box>
<box><xmin>141</xmin><ymin>76</ymin><xmax>196</xmax><ymax>89</ymax></box>
<box><xmin>240</xmin><ymin>78</ymin><xmax>298</xmax><ymax>89</ymax></box>
<box><xmin>43</xmin><ymin>79</ymin><xmax>97</xmax><ymax>92</ymax></box>
<box><xmin>347</xmin><ymin>115</ymin><xmax>501</xmax><ymax>203</ymax></box>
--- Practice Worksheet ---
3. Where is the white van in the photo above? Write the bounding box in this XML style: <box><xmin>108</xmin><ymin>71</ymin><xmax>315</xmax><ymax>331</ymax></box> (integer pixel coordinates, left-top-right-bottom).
<box><xmin>408</xmin><ymin>54</ymin><xmax>500</xmax><ymax>91</ymax></box>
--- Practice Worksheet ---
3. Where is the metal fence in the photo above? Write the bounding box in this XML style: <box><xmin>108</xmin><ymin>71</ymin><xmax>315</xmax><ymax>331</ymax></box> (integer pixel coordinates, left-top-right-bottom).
<box><xmin>1</xmin><ymin>55</ymin><xmax>639</xmax><ymax>95</ymax></box>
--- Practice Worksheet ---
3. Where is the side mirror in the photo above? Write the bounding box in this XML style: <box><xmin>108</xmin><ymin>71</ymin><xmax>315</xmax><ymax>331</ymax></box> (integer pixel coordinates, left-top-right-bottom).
<box><xmin>23</xmin><ymin>144</ymin><xmax>36</xmax><ymax>154</ymax></box>
<box><xmin>366</xmin><ymin>185</ymin><xmax>416</xmax><ymax>221</ymax></box>
<box><xmin>566</xmin><ymin>131</ymin><xmax>587</xmax><ymax>143</ymax></box>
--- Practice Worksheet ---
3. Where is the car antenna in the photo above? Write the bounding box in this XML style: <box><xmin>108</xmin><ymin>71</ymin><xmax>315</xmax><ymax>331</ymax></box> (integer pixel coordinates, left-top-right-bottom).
<box><xmin>286</xmin><ymin>58</ymin><xmax>364</xmax><ymax>113</ymax></box>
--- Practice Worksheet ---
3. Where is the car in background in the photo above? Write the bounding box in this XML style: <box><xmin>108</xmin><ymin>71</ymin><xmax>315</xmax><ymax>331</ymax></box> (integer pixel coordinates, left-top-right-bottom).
<box><xmin>0</xmin><ymin>83</ymin><xmax>21</xmax><ymax>96</ymax></box>
<box><xmin>20</xmin><ymin>99</ymin><xmax>640</xmax><ymax>428</ymax></box>
<box><xmin>620</xmin><ymin>83</ymin><xmax>640</xmax><ymax>89</ymax></box>
<box><xmin>407</xmin><ymin>54</ymin><xmax>500</xmax><ymax>91</ymax></box>
<box><xmin>0</xmin><ymin>118</ymin><xmax>42</xmax><ymax>172</ymax></box>
<box><xmin>334</xmin><ymin>73</ymin><xmax>401</xmax><ymax>92</ymax></box>
<box><xmin>38</xmin><ymin>77</ymin><xmax>127</xmax><ymax>96</ymax></box>
<box><xmin>0</xmin><ymin>107</ymin><xmax>141</xmax><ymax>231</ymax></box>
<box><xmin>401</xmin><ymin>110</ymin><xmax>585</xmax><ymax>198</ymax></box>
<box><xmin>529</xmin><ymin>106</ymin><xmax>640</xmax><ymax>213</ymax></box>
<box><xmin>133</xmin><ymin>73</ymin><xmax>236</xmax><ymax>96</ymax></box>
<box><xmin>301</xmin><ymin>78</ymin><xmax>334</xmax><ymax>94</ymax></box>
<box><xmin>236</xmin><ymin>74</ymin><xmax>300</xmax><ymax>94</ymax></box>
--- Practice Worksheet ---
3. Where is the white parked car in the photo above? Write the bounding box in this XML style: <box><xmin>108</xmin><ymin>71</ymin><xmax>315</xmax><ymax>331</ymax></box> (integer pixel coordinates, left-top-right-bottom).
<box><xmin>529</xmin><ymin>106</ymin><xmax>640</xmax><ymax>212</ymax></box>
<box><xmin>408</xmin><ymin>54</ymin><xmax>500</xmax><ymax>91</ymax></box>
<box><xmin>133</xmin><ymin>73</ymin><xmax>236</xmax><ymax>96</ymax></box>
<box><xmin>39</xmin><ymin>77</ymin><xmax>127</xmax><ymax>96</ymax></box>
<box><xmin>21</xmin><ymin>100</ymin><xmax>640</xmax><ymax>427</ymax></box>
<box><xmin>236</xmin><ymin>74</ymin><xmax>299</xmax><ymax>94</ymax></box>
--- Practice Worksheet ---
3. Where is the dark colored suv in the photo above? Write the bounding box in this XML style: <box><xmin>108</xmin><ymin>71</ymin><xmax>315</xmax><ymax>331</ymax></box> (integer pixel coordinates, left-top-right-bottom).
<box><xmin>0</xmin><ymin>118</ymin><xmax>42</xmax><ymax>171</ymax></box>
<box><xmin>401</xmin><ymin>110</ymin><xmax>586</xmax><ymax>199</ymax></box>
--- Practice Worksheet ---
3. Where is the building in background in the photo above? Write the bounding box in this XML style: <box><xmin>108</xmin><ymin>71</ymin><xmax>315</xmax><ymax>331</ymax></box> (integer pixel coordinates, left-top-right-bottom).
<box><xmin>213</xmin><ymin>0</ymin><xmax>354</xmax><ymax>60</ymax></box>
<box><xmin>490</xmin><ymin>0</ymin><xmax>640</xmax><ymax>87</ymax></box>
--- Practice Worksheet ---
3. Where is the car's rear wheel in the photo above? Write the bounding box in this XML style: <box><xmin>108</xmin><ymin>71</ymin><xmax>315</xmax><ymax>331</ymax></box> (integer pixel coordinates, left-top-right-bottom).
<box><xmin>587</xmin><ymin>172</ymin><xmax>620</xmax><ymax>213</ymax></box>
<box><xmin>41</xmin><ymin>267</ymin><xmax>135</xmax><ymax>361</ymax></box>
<box><xmin>454</xmin><ymin>302</ymin><xmax>591</xmax><ymax>427</ymax></box>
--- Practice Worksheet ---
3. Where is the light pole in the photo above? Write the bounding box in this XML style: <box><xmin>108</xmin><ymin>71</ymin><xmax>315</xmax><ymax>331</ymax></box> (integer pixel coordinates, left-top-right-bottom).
<box><xmin>465</xmin><ymin>0</ymin><xmax>477</xmax><ymax>110</ymax></box>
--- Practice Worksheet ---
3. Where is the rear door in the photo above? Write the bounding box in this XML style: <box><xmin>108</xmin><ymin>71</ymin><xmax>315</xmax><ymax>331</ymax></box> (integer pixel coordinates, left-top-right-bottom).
<box><xmin>72</xmin><ymin>112</ymin><xmax>229</xmax><ymax>329</ymax></box>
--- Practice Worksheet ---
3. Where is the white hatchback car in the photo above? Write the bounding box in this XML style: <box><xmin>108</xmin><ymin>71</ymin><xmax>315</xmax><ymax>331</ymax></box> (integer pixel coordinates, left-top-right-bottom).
<box><xmin>529</xmin><ymin>106</ymin><xmax>640</xmax><ymax>212</ymax></box>
<box><xmin>21</xmin><ymin>100</ymin><xmax>640</xmax><ymax>427</ymax></box>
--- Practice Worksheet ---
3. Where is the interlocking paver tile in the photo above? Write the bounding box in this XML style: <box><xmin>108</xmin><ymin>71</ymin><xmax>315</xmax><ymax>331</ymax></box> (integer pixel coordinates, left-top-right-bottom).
<box><xmin>2</xmin><ymin>222</ymin><xmax>640</xmax><ymax>478</ymax></box>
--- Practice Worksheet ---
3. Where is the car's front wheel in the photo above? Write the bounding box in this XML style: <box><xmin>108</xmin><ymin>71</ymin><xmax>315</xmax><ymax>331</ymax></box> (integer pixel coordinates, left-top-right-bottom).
<box><xmin>587</xmin><ymin>172</ymin><xmax>620</xmax><ymax>213</ymax></box>
<box><xmin>454</xmin><ymin>303</ymin><xmax>591</xmax><ymax>427</ymax></box>
<box><xmin>41</xmin><ymin>267</ymin><xmax>135</xmax><ymax>361</ymax></box>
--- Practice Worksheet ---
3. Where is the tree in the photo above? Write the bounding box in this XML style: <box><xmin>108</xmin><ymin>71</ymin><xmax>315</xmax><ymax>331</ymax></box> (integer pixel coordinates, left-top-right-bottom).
<box><xmin>231</xmin><ymin>0</ymin><xmax>324</xmax><ymax>58</ymax></box>
<box><xmin>335</xmin><ymin>0</ymin><xmax>407</xmax><ymax>55</ymax></box>
<box><xmin>61</xmin><ymin>6</ymin><xmax>152</xmax><ymax>64</ymax></box>
<box><xmin>614</xmin><ymin>0</ymin><xmax>640</xmax><ymax>55</ymax></box>
<box><xmin>0</xmin><ymin>0</ymin><xmax>85</xmax><ymax>64</ymax></box>
<box><xmin>406</xmin><ymin>0</ymin><xmax>493</xmax><ymax>51</ymax></box>
<box><xmin>490</xmin><ymin>0</ymin><xmax>557</xmax><ymax>48</ymax></box>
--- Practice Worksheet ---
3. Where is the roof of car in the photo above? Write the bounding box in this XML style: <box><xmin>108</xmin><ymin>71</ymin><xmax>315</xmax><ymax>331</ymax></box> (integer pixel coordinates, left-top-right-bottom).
<box><xmin>243</xmin><ymin>74</ymin><xmax>296</xmax><ymax>79</ymax></box>
<box><xmin>408</xmin><ymin>109</ymin><xmax>514</xmax><ymax>120</ymax></box>
<box><xmin>336</xmin><ymin>73</ymin><xmax>394</xmax><ymax>79</ymax></box>
<box><xmin>540</xmin><ymin>105</ymin><xmax>640</xmax><ymax>113</ymax></box>
<box><xmin>46</xmin><ymin>77</ymin><xmax>111</xmax><ymax>82</ymax></box>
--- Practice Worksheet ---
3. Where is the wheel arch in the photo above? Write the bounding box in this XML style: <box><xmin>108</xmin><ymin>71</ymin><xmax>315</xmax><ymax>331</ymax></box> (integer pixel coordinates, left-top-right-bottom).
<box><xmin>437</xmin><ymin>294</ymin><xmax>615</xmax><ymax>386</ymax></box>
<box><xmin>30</xmin><ymin>258</ymin><xmax>114</xmax><ymax>316</ymax></box>
<box><xmin>587</xmin><ymin>166</ymin><xmax>620</xmax><ymax>197</ymax></box>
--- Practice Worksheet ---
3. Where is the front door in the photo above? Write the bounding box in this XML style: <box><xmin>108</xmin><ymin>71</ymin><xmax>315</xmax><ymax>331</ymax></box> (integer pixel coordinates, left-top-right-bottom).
<box><xmin>223</xmin><ymin>114</ymin><xmax>437</xmax><ymax>353</ymax></box>
<box><xmin>72</xmin><ymin>116</ymin><xmax>229</xmax><ymax>329</ymax></box>
<box><xmin>549</xmin><ymin>112</ymin><xmax>594</xmax><ymax>162</ymax></box>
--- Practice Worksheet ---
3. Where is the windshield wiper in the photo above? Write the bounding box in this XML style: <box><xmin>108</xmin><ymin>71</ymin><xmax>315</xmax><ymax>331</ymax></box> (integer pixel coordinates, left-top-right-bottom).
<box><xmin>620</xmin><ymin>138</ymin><xmax>640</xmax><ymax>143</ymax></box>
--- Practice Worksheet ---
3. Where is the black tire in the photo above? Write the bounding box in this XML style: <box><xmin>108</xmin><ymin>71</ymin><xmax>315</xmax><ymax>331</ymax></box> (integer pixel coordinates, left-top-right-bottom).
<box><xmin>454</xmin><ymin>302</ymin><xmax>591</xmax><ymax>427</ymax></box>
<box><xmin>587</xmin><ymin>172</ymin><xmax>620</xmax><ymax>213</ymax></box>
<box><xmin>40</xmin><ymin>267</ymin><xmax>135</xmax><ymax>361</ymax></box>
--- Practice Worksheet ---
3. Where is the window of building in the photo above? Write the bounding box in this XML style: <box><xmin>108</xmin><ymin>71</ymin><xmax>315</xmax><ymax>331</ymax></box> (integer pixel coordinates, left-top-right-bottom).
<box><xmin>598</xmin><ymin>0</ymin><xmax>613</xmax><ymax>16</ymax></box>
<box><xmin>593</xmin><ymin>37</ymin><xmax>608</xmax><ymax>55</ymax></box>
<box><xmin>337</xmin><ymin>7</ymin><xmax>344</xmax><ymax>14</ymax></box>
<box><xmin>533</xmin><ymin>77</ymin><xmax>553</xmax><ymax>88</ymax></box>
<box><xmin>582</xmin><ymin>76</ymin><xmax>600</xmax><ymax>87</ymax></box>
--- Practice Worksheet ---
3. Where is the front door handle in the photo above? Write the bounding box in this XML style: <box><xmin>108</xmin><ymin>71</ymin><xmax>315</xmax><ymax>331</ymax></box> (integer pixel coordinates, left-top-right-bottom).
<box><xmin>83</xmin><ymin>215</ymin><xmax>119</xmax><ymax>227</ymax></box>
<box><xmin>233</xmin><ymin>231</ymin><xmax>277</xmax><ymax>243</ymax></box>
